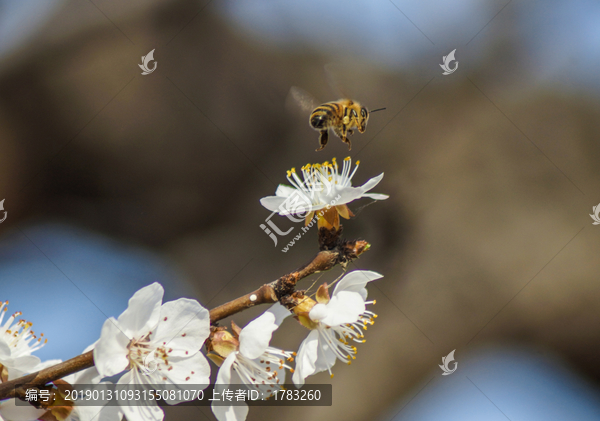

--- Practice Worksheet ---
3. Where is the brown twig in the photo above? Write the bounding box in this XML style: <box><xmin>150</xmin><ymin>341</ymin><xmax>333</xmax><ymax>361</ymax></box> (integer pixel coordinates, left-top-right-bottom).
<box><xmin>209</xmin><ymin>284</ymin><xmax>277</xmax><ymax>324</ymax></box>
<box><xmin>0</xmin><ymin>231</ymin><xmax>369</xmax><ymax>401</ymax></box>
<box><xmin>0</xmin><ymin>352</ymin><xmax>94</xmax><ymax>400</ymax></box>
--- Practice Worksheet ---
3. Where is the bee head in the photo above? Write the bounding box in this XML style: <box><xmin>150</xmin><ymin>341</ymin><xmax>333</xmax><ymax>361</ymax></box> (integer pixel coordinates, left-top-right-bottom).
<box><xmin>358</xmin><ymin>107</ymin><xmax>369</xmax><ymax>133</ymax></box>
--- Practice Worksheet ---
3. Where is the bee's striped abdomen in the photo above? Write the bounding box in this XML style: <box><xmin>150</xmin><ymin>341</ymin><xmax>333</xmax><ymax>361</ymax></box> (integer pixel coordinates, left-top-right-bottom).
<box><xmin>309</xmin><ymin>102</ymin><xmax>342</xmax><ymax>129</ymax></box>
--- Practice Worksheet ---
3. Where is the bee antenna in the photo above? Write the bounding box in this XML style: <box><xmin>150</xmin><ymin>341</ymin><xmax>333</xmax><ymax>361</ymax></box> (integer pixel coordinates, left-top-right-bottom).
<box><xmin>370</xmin><ymin>108</ymin><xmax>386</xmax><ymax>113</ymax></box>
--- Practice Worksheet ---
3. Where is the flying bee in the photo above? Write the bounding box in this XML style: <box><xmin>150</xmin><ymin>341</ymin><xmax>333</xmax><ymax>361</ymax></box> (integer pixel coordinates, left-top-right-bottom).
<box><xmin>289</xmin><ymin>86</ymin><xmax>385</xmax><ymax>151</ymax></box>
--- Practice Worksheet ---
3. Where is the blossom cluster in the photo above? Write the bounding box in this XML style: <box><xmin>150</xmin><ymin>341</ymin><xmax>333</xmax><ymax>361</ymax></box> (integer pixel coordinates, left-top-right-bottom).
<box><xmin>0</xmin><ymin>156</ymin><xmax>388</xmax><ymax>421</ymax></box>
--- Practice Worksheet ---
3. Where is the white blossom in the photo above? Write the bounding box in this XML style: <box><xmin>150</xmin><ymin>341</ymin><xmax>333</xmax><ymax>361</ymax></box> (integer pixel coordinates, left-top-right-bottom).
<box><xmin>59</xmin><ymin>343</ymin><xmax>122</xmax><ymax>421</ymax></box>
<box><xmin>0</xmin><ymin>359</ymin><xmax>61</xmax><ymax>421</ymax></box>
<box><xmin>260</xmin><ymin>157</ymin><xmax>388</xmax><ymax>229</ymax></box>
<box><xmin>292</xmin><ymin>270</ymin><xmax>382</xmax><ymax>386</ymax></box>
<box><xmin>210</xmin><ymin>305</ymin><xmax>293</xmax><ymax>421</ymax></box>
<box><xmin>94</xmin><ymin>283</ymin><xmax>211</xmax><ymax>421</ymax></box>
<box><xmin>0</xmin><ymin>398</ymin><xmax>45</xmax><ymax>421</ymax></box>
<box><xmin>0</xmin><ymin>302</ymin><xmax>50</xmax><ymax>421</ymax></box>
<box><xmin>0</xmin><ymin>301</ymin><xmax>46</xmax><ymax>379</ymax></box>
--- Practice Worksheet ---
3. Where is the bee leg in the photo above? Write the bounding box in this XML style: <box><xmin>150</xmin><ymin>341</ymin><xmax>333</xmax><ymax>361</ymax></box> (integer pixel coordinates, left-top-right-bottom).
<box><xmin>316</xmin><ymin>130</ymin><xmax>329</xmax><ymax>151</ymax></box>
<box><xmin>336</xmin><ymin>125</ymin><xmax>352</xmax><ymax>150</ymax></box>
<box><xmin>343</xmin><ymin>137</ymin><xmax>352</xmax><ymax>151</ymax></box>
<box><xmin>347</xmin><ymin>129</ymin><xmax>354</xmax><ymax>136</ymax></box>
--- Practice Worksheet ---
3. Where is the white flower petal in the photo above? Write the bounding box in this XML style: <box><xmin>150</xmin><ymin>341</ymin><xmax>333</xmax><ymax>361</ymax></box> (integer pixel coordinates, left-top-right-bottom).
<box><xmin>117</xmin><ymin>371</ymin><xmax>164</xmax><ymax>421</ymax></box>
<box><xmin>75</xmin><ymin>404</ymin><xmax>122</xmax><ymax>421</ymax></box>
<box><xmin>160</xmin><ymin>353</ymin><xmax>211</xmax><ymax>393</ymax></box>
<box><xmin>0</xmin><ymin>338</ymin><xmax>10</xmax><ymax>358</ymax></box>
<box><xmin>212</xmin><ymin>401</ymin><xmax>248</xmax><ymax>421</ymax></box>
<box><xmin>307</xmin><ymin>303</ymin><xmax>328</xmax><ymax>322</ymax></box>
<box><xmin>362</xmin><ymin>193</ymin><xmax>389</xmax><ymax>200</ymax></box>
<box><xmin>74</xmin><ymin>366</ymin><xmax>103</xmax><ymax>385</ymax></box>
<box><xmin>6</xmin><ymin>355</ymin><xmax>41</xmax><ymax>378</ymax></box>
<box><xmin>119</xmin><ymin>397</ymin><xmax>164</xmax><ymax>421</ymax></box>
<box><xmin>94</xmin><ymin>318</ymin><xmax>130</xmax><ymax>377</ymax></box>
<box><xmin>359</xmin><ymin>173</ymin><xmax>384</xmax><ymax>193</ymax></box>
<box><xmin>0</xmin><ymin>398</ymin><xmax>45</xmax><ymax>421</ymax></box>
<box><xmin>31</xmin><ymin>358</ymin><xmax>62</xmax><ymax>372</ymax></box>
<box><xmin>268</xmin><ymin>303</ymin><xmax>292</xmax><ymax>326</ymax></box>
<box><xmin>292</xmin><ymin>330</ymin><xmax>319</xmax><ymax>387</ymax></box>
<box><xmin>333</xmin><ymin>270</ymin><xmax>383</xmax><ymax>300</ymax></box>
<box><xmin>117</xmin><ymin>283</ymin><xmax>164</xmax><ymax>338</ymax></box>
<box><xmin>61</xmin><ymin>344</ymin><xmax>103</xmax><ymax>386</ymax></box>
<box><xmin>212</xmin><ymin>354</ymin><xmax>249</xmax><ymax>421</ymax></box>
<box><xmin>312</xmin><ymin>332</ymin><xmax>338</xmax><ymax>374</ymax></box>
<box><xmin>311</xmin><ymin>292</ymin><xmax>365</xmax><ymax>327</ymax></box>
<box><xmin>275</xmin><ymin>185</ymin><xmax>296</xmax><ymax>197</ymax></box>
<box><xmin>259</xmin><ymin>196</ymin><xmax>288</xmax><ymax>213</ymax></box>
<box><xmin>151</xmin><ymin>298</ymin><xmax>210</xmax><ymax>357</ymax></box>
<box><xmin>332</xmin><ymin>186</ymin><xmax>366</xmax><ymax>206</ymax></box>
<box><xmin>215</xmin><ymin>353</ymin><xmax>237</xmax><ymax>387</ymax></box>
<box><xmin>238</xmin><ymin>304</ymin><xmax>290</xmax><ymax>359</ymax></box>
<box><xmin>239</xmin><ymin>312</ymin><xmax>279</xmax><ymax>360</ymax></box>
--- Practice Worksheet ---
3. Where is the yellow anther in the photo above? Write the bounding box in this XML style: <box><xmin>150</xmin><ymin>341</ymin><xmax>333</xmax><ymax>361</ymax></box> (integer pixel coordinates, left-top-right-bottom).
<box><xmin>355</xmin><ymin>160</ymin><xmax>360</xmax><ymax>166</ymax></box>
<box><xmin>344</xmin><ymin>157</ymin><xmax>351</xmax><ymax>161</ymax></box>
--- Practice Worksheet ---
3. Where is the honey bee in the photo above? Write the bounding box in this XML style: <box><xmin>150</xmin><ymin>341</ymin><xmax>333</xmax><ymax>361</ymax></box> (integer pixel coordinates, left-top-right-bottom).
<box><xmin>289</xmin><ymin>86</ymin><xmax>385</xmax><ymax>151</ymax></box>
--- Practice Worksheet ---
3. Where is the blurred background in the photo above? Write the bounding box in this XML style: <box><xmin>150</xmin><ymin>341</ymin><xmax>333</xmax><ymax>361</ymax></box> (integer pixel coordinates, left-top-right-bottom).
<box><xmin>1</xmin><ymin>0</ymin><xmax>600</xmax><ymax>420</ymax></box>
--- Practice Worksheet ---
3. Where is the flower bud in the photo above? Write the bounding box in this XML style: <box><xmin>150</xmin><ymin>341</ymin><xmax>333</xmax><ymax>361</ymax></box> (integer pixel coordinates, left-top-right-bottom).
<box><xmin>291</xmin><ymin>295</ymin><xmax>319</xmax><ymax>330</ymax></box>
<box><xmin>209</xmin><ymin>330</ymin><xmax>239</xmax><ymax>361</ymax></box>
<box><xmin>315</xmin><ymin>283</ymin><xmax>330</xmax><ymax>304</ymax></box>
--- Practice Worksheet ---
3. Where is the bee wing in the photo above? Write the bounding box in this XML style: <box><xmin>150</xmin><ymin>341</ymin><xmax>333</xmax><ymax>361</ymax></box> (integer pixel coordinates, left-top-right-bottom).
<box><xmin>286</xmin><ymin>86</ymin><xmax>321</xmax><ymax>114</ymax></box>
<box><xmin>324</xmin><ymin>63</ymin><xmax>351</xmax><ymax>99</ymax></box>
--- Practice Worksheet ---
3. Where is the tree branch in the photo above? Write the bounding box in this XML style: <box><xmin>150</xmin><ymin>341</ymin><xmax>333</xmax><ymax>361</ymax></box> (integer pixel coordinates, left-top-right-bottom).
<box><xmin>0</xmin><ymin>232</ymin><xmax>369</xmax><ymax>401</ymax></box>
<box><xmin>0</xmin><ymin>352</ymin><xmax>94</xmax><ymax>400</ymax></box>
